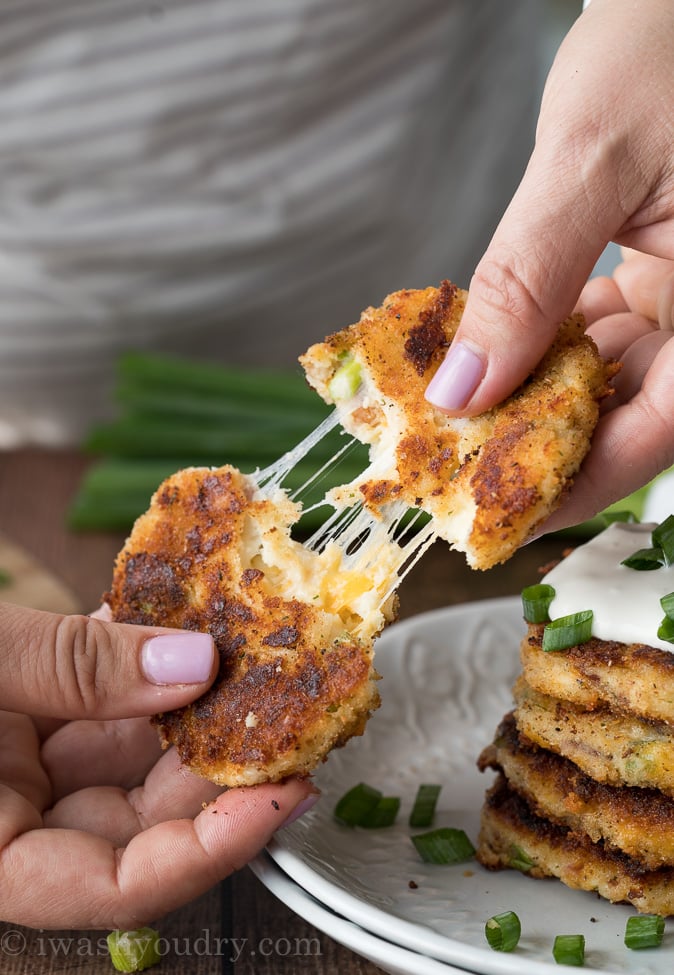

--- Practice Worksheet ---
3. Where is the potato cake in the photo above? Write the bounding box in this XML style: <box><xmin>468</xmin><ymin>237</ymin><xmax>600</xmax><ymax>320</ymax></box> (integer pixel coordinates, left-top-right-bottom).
<box><xmin>107</xmin><ymin>464</ymin><xmax>404</xmax><ymax>786</ymax></box>
<box><xmin>479</xmin><ymin>711</ymin><xmax>674</xmax><ymax>869</ymax></box>
<box><xmin>301</xmin><ymin>280</ymin><xmax>617</xmax><ymax>569</ymax></box>
<box><xmin>478</xmin><ymin>775</ymin><xmax>674</xmax><ymax>916</ymax></box>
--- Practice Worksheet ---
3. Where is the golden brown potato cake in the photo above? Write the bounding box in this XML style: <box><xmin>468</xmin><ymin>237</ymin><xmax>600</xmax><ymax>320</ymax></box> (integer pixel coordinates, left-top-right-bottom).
<box><xmin>107</xmin><ymin>465</ymin><xmax>401</xmax><ymax>786</ymax></box>
<box><xmin>479</xmin><ymin>712</ymin><xmax>674</xmax><ymax>869</ymax></box>
<box><xmin>512</xmin><ymin>677</ymin><xmax>674</xmax><ymax>796</ymax></box>
<box><xmin>477</xmin><ymin>775</ymin><xmax>674</xmax><ymax>916</ymax></box>
<box><xmin>521</xmin><ymin>622</ymin><xmax>674</xmax><ymax>725</ymax></box>
<box><xmin>301</xmin><ymin>280</ymin><xmax>617</xmax><ymax>570</ymax></box>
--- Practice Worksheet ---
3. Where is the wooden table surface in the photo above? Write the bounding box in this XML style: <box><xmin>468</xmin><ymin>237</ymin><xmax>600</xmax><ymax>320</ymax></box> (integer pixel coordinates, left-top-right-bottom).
<box><xmin>0</xmin><ymin>448</ymin><xmax>565</xmax><ymax>975</ymax></box>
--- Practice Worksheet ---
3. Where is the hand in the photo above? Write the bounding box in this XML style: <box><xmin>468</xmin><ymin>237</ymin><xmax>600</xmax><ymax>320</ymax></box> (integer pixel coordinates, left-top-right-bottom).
<box><xmin>0</xmin><ymin>602</ymin><xmax>316</xmax><ymax>930</ymax></box>
<box><xmin>425</xmin><ymin>0</ymin><xmax>674</xmax><ymax>523</ymax></box>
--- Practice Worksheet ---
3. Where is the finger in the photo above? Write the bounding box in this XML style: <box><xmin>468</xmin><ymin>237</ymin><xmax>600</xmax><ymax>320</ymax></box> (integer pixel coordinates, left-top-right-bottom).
<box><xmin>610</xmin><ymin>331</ymin><xmax>674</xmax><ymax>407</ymax></box>
<box><xmin>575</xmin><ymin>276</ymin><xmax>629</xmax><ymax>325</ymax></box>
<box><xmin>541</xmin><ymin>335</ymin><xmax>674</xmax><ymax>533</ymax></box>
<box><xmin>0</xmin><ymin>603</ymin><xmax>217</xmax><ymax>720</ymax></box>
<box><xmin>44</xmin><ymin>748</ymin><xmax>222</xmax><ymax>845</ymax></box>
<box><xmin>585</xmin><ymin>311</ymin><xmax>658</xmax><ymax>365</ymax></box>
<box><xmin>613</xmin><ymin>255</ymin><xmax>674</xmax><ymax>322</ymax></box>
<box><xmin>41</xmin><ymin>717</ymin><xmax>162</xmax><ymax>799</ymax></box>
<box><xmin>0</xmin><ymin>713</ymin><xmax>51</xmax><ymax>810</ymax></box>
<box><xmin>657</xmin><ymin>271</ymin><xmax>674</xmax><ymax>331</ymax></box>
<box><xmin>0</xmin><ymin>778</ymin><xmax>317</xmax><ymax>929</ymax></box>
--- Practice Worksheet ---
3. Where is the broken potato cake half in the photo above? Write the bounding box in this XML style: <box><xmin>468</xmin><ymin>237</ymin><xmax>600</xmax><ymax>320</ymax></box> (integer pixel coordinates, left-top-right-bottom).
<box><xmin>107</xmin><ymin>465</ymin><xmax>403</xmax><ymax>786</ymax></box>
<box><xmin>301</xmin><ymin>280</ymin><xmax>617</xmax><ymax>570</ymax></box>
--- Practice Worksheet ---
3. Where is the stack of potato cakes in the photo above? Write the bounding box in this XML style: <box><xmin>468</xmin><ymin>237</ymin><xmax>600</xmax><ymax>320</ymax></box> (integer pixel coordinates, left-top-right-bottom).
<box><xmin>476</xmin><ymin>520</ymin><xmax>674</xmax><ymax>915</ymax></box>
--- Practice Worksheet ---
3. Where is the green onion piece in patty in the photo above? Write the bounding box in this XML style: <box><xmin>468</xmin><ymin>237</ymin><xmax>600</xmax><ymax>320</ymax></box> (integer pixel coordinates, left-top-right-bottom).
<box><xmin>507</xmin><ymin>843</ymin><xmax>535</xmax><ymax>873</ymax></box>
<box><xmin>621</xmin><ymin>546</ymin><xmax>665</xmax><ymax>570</ymax></box>
<box><xmin>542</xmin><ymin>610</ymin><xmax>593</xmax><ymax>652</ymax></box>
<box><xmin>624</xmin><ymin>914</ymin><xmax>665</xmax><ymax>950</ymax></box>
<box><xmin>107</xmin><ymin>929</ymin><xmax>161</xmax><ymax>973</ymax></box>
<box><xmin>552</xmin><ymin>934</ymin><xmax>585</xmax><ymax>966</ymax></box>
<box><xmin>653</xmin><ymin>514</ymin><xmax>674</xmax><ymax>565</ymax></box>
<box><xmin>409</xmin><ymin>784</ymin><xmax>442</xmax><ymax>828</ymax></box>
<box><xmin>521</xmin><ymin>583</ymin><xmax>556</xmax><ymax>623</ymax></box>
<box><xmin>328</xmin><ymin>356</ymin><xmax>362</xmax><ymax>401</ymax></box>
<box><xmin>485</xmin><ymin>911</ymin><xmax>521</xmax><ymax>952</ymax></box>
<box><xmin>411</xmin><ymin>827</ymin><xmax>475</xmax><ymax>865</ymax></box>
<box><xmin>360</xmin><ymin>796</ymin><xmax>400</xmax><ymax>828</ymax></box>
<box><xmin>333</xmin><ymin>783</ymin><xmax>382</xmax><ymax>827</ymax></box>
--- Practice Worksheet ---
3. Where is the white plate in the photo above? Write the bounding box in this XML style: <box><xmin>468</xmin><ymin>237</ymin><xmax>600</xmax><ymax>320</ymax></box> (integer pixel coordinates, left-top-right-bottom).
<box><xmin>267</xmin><ymin>598</ymin><xmax>674</xmax><ymax>975</ymax></box>
<box><xmin>250</xmin><ymin>852</ymin><xmax>468</xmax><ymax>975</ymax></box>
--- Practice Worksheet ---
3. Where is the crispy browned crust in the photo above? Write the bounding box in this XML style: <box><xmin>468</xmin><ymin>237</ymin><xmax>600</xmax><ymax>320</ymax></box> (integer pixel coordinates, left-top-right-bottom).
<box><xmin>106</xmin><ymin>465</ymin><xmax>385</xmax><ymax>786</ymax></box>
<box><xmin>479</xmin><ymin>712</ymin><xmax>674</xmax><ymax>869</ymax></box>
<box><xmin>512</xmin><ymin>676</ymin><xmax>674</xmax><ymax>796</ymax></box>
<box><xmin>301</xmin><ymin>281</ymin><xmax>618</xmax><ymax>569</ymax></box>
<box><xmin>521</xmin><ymin>622</ymin><xmax>674</xmax><ymax>724</ymax></box>
<box><xmin>477</xmin><ymin>775</ymin><xmax>674</xmax><ymax>915</ymax></box>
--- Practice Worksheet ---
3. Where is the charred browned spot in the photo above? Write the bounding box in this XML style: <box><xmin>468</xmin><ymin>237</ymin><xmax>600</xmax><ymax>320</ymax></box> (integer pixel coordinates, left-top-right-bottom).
<box><xmin>263</xmin><ymin>625</ymin><xmax>300</xmax><ymax>647</ymax></box>
<box><xmin>242</xmin><ymin>568</ymin><xmax>264</xmax><ymax>586</ymax></box>
<box><xmin>360</xmin><ymin>480</ymin><xmax>398</xmax><ymax>503</ymax></box>
<box><xmin>402</xmin><ymin>279</ymin><xmax>457</xmax><ymax>376</ymax></box>
<box><xmin>157</xmin><ymin>483</ymin><xmax>180</xmax><ymax>507</ymax></box>
<box><xmin>115</xmin><ymin>552</ymin><xmax>186</xmax><ymax>622</ymax></box>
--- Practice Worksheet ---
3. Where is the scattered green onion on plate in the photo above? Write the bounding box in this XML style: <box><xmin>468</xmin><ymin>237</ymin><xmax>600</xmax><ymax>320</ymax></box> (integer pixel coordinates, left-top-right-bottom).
<box><xmin>624</xmin><ymin>914</ymin><xmax>665</xmax><ymax>950</ymax></box>
<box><xmin>411</xmin><ymin>827</ymin><xmax>475</xmax><ymax>865</ymax></box>
<box><xmin>552</xmin><ymin>933</ymin><xmax>585</xmax><ymax>966</ymax></box>
<box><xmin>408</xmin><ymin>784</ymin><xmax>442</xmax><ymax>829</ymax></box>
<box><xmin>485</xmin><ymin>911</ymin><xmax>521</xmax><ymax>952</ymax></box>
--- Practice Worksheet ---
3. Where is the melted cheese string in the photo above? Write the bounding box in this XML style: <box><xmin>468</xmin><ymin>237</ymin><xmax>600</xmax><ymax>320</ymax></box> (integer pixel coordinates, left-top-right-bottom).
<box><xmin>254</xmin><ymin>411</ymin><xmax>437</xmax><ymax>615</ymax></box>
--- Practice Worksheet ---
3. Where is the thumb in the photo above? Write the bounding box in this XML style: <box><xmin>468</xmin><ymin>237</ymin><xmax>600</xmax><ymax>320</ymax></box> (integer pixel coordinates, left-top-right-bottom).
<box><xmin>425</xmin><ymin>153</ymin><xmax>610</xmax><ymax>415</ymax></box>
<box><xmin>426</xmin><ymin>0</ymin><xmax>646</xmax><ymax>416</ymax></box>
<box><xmin>0</xmin><ymin>602</ymin><xmax>217</xmax><ymax>720</ymax></box>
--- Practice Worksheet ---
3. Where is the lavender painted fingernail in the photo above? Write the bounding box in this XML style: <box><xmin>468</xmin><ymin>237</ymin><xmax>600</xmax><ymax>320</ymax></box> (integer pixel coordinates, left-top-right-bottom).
<box><xmin>278</xmin><ymin>793</ymin><xmax>321</xmax><ymax>829</ymax></box>
<box><xmin>142</xmin><ymin>632</ymin><xmax>215</xmax><ymax>685</ymax></box>
<box><xmin>425</xmin><ymin>341</ymin><xmax>485</xmax><ymax>411</ymax></box>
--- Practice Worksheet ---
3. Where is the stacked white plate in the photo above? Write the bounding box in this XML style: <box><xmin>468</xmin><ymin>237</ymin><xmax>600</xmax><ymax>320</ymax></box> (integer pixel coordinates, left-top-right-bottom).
<box><xmin>251</xmin><ymin>599</ymin><xmax>674</xmax><ymax>975</ymax></box>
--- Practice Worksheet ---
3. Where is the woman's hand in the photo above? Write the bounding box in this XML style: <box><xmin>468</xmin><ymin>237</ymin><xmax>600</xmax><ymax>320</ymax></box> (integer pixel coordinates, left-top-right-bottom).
<box><xmin>425</xmin><ymin>0</ymin><xmax>674</xmax><ymax>524</ymax></box>
<box><xmin>0</xmin><ymin>602</ymin><xmax>316</xmax><ymax>930</ymax></box>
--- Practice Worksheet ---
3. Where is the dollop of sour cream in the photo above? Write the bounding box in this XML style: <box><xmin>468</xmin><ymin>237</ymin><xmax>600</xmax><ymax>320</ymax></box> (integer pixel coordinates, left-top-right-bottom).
<box><xmin>543</xmin><ymin>522</ymin><xmax>674</xmax><ymax>652</ymax></box>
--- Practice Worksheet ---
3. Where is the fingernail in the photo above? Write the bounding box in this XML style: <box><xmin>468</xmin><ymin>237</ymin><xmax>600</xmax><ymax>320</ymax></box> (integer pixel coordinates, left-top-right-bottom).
<box><xmin>278</xmin><ymin>792</ymin><xmax>321</xmax><ymax>829</ymax></box>
<box><xmin>425</xmin><ymin>340</ymin><xmax>485</xmax><ymax>411</ymax></box>
<box><xmin>142</xmin><ymin>632</ymin><xmax>215</xmax><ymax>685</ymax></box>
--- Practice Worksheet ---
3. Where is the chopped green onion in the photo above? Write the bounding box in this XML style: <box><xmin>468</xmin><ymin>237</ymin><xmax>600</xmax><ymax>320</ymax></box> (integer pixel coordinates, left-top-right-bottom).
<box><xmin>542</xmin><ymin>610</ymin><xmax>593</xmax><ymax>652</ymax></box>
<box><xmin>333</xmin><ymin>783</ymin><xmax>382</xmax><ymax>827</ymax></box>
<box><xmin>521</xmin><ymin>583</ymin><xmax>556</xmax><ymax>623</ymax></box>
<box><xmin>409</xmin><ymin>784</ymin><xmax>442</xmax><ymax>828</ymax></box>
<box><xmin>624</xmin><ymin>913</ymin><xmax>665</xmax><ymax>950</ymax></box>
<box><xmin>106</xmin><ymin>928</ymin><xmax>161</xmax><ymax>973</ymax></box>
<box><xmin>0</xmin><ymin>568</ymin><xmax>12</xmax><ymax>587</ymax></box>
<box><xmin>552</xmin><ymin>934</ymin><xmax>585</xmax><ymax>966</ymax></box>
<box><xmin>653</xmin><ymin>515</ymin><xmax>674</xmax><ymax>565</ymax></box>
<box><xmin>328</xmin><ymin>356</ymin><xmax>362</xmax><ymax>401</ymax></box>
<box><xmin>601</xmin><ymin>509</ymin><xmax>638</xmax><ymax>526</ymax></box>
<box><xmin>360</xmin><ymin>796</ymin><xmax>400</xmax><ymax>828</ymax></box>
<box><xmin>658</xmin><ymin>616</ymin><xmax>674</xmax><ymax>644</ymax></box>
<box><xmin>661</xmin><ymin>592</ymin><xmax>674</xmax><ymax>622</ymax></box>
<box><xmin>507</xmin><ymin>843</ymin><xmax>536</xmax><ymax>873</ymax></box>
<box><xmin>621</xmin><ymin>546</ymin><xmax>665</xmax><ymax>570</ymax></box>
<box><xmin>411</xmin><ymin>827</ymin><xmax>475</xmax><ymax>865</ymax></box>
<box><xmin>485</xmin><ymin>911</ymin><xmax>521</xmax><ymax>952</ymax></box>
